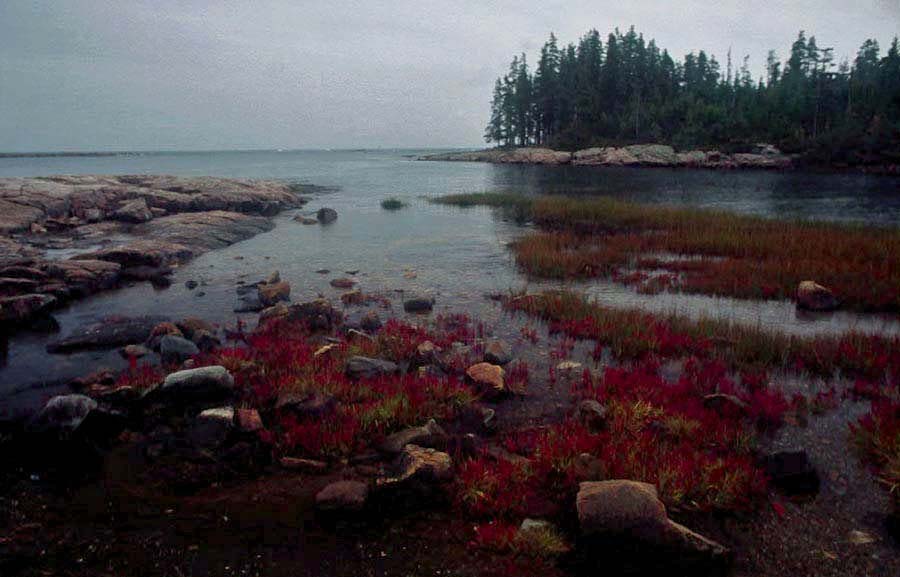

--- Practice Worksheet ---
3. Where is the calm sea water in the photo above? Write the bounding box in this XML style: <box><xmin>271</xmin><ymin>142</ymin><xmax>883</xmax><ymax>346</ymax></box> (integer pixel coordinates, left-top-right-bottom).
<box><xmin>1</xmin><ymin>149</ymin><xmax>899</xmax><ymax>416</ymax></box>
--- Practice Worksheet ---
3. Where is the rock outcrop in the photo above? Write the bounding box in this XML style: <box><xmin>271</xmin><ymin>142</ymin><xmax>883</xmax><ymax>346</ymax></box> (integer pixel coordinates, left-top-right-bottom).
<box><xmin>423</xmin><ymin>143</ymin><xmax>794</xmax><ymax>170</ymax></box>
<box><xmin>0</xmin><ymin>176</ymin><xmax>307</xmax><ymax>328</ymax></box>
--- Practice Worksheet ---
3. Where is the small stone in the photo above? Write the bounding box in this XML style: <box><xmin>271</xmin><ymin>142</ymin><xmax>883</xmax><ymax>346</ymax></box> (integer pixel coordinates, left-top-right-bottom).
<box><xmin>483</xmin><ymin>340</ymin><xmax>512</xmax><ymax>365</ymax></box>
<box><xmin>258</xmin><ymin>280</ymin><xmax>291</xmax><ymax>307</ymax></box>
<box><xmin>275</xmin><ymin>392</ymin><xmax>336</xmax><ymax>418</ymax></box>
<box><xmin>330</xmin><ymin>277</ymin><xmax>356</xmax><ymax>289</ymax></box>
<box><xmin>316</xmin><ymin>207</ymin><xmax>338</xmax><ymax>224</ymax></box>
<box><xmin>466</xmin><ymin>362</ymin><xmax>505</xmax><ymax>398</ymax></box>
<box><xmin>191</xmin><ymin>406</ymin><xmax>234</xmax><ymax>447</ymax></box>
<box><xmin>235</xmin><ymin>408</ymin><xmax>264</xmax><ymax>433</ymax></box>
<box><xmin>258</xmin><ymin>302</ymin><xmax>290</xmax><ymax>325</ymax></box>
<box><xmin>848</xmin><ymin>530</ymin><xmax>876</xmax><ymax>545</ymax></box>
<box><xmin>280</xmin><ymin>456</ymin><xmax>328</xmax><ymax>473</ymax></box>
<box><xmin>185</xmin><ymin>279</ymin><xmax>198</xmax><ymax>290</ymax></box>
<box><xmin>314</xmin><ymin>344</ymin><xmax>338</xmax><ymax>357</ymax></box>
<box><xmin>360</xmin><ymin>310</ymin><xmax>382</xmax><ymax>332</ymax></box>
<box><xmin>556</xmin><ymin>360</ymin><xmax>583</xmax><ymax>372</ymax></box>
<box><xmin>159</xmin><ymin>334</ymin><xmax>200</xmax><ymax>364</ymax></box>
<box><xmin>403</xmin><ymin>296</ymin><xmax>434</xmax><ymax>313</ymax></box>
<box><xmin>575</xmin><ymin>399</ymin><xmax>607</xmax><ymax>432</ymax></box>
<box><xmin>796</xmin><ymin>280</ymin><xmax>839</xmax><ymax>311</ymax></box>
<box><xmin>345</xmin><ymin>356</ymin><xmax>399</xmax><ymax>380</ymax></box>
<box><xmin>316</xmin><ymin>480</ymin><xmax>368</xmax><ymax>511</ymax></box>
<box><xmin>378</xmin><ymin>419</ymin><xmax>447</xmax><ymax>454</ymax></box>
<box><xmin>120</xmin><ymin>344</ymin><xmax>150</xmax><ymax>359</ymax></box>
<box><xmin>394</xmin><ymin>444</ymin><xmax>453</xmax><ymax>483</ymax></box>
<box><xmin>190</xmin><ymin>329</ymin><xmax>220</xmax><ymax>352</ymax></box>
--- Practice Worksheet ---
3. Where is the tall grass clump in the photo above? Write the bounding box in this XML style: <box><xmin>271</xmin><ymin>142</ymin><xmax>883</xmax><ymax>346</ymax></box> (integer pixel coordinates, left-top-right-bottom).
<box><xmin>435</xmin><ymin>193</ymin><xmax>900</xmax><ymax>312</ymax></box>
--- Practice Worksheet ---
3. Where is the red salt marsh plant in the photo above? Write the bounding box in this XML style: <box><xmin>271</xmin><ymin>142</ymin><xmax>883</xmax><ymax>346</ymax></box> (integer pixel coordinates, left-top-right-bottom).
<box><xmin>196</xmin><ymin>317</ymin><xmax>477</xmax><ymax>460</ymax></box>
<box><xmin>852</xmin><ymin>399</ymin><xmax>900</xmax><ymax>504</ymax></box>
<box><xmin>455</xmin><ymin>357</ymin><xmax>776</xmax><ymax>520</ymax></box>
<box><xmin>504</xmin><ymin>290</ymin><xmax>900</xmax><ymax>385</ymax></box>
<box><xmin>434</xmin><ymin>193</ymin><xmax>900</xmax><ymax>313</ymax></box>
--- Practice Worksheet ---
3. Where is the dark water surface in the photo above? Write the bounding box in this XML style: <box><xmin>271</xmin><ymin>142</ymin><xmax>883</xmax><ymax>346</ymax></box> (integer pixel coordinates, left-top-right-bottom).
<box><xmin>1</xmin><ymin>150</ymin><xmax>899</xmax><ymax>416</ymax></box>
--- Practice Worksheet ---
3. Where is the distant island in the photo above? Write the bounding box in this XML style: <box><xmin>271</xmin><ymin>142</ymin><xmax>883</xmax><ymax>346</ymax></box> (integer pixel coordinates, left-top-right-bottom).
<box><xmin>0</xmin><ymin>151</ymin><xmax>135</xmax><ymax>158</ymax></box>
<box><xmin>481</xmin><ymin>27</ymin><xmax>900</xmax><ymax>169</ymax></box>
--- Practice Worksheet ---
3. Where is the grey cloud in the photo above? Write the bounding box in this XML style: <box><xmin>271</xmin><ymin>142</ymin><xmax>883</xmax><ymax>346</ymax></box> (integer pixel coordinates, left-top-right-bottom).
<box><xmin>0</xmin><ymin>0</ymin><xmax>897</xmax><ymax>151</ymax></box>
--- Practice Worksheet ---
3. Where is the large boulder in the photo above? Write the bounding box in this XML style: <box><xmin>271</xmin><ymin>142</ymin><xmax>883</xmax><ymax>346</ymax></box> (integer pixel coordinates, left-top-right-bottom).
<box><xmin>576</xmin><ymin>480</ymin><xmax>727</xmax><ymax>557</ymax></box>
<box><xmin>190</xmin><ymin>406</ymin><xmax>235</xmax><ymax>448</ymax></box>
<box><xmin>796</xmin><ymin>280</ymin><xmax>838</xmax><ymax>311</ymax></box>
<box><xmin>28</xmin><ymin>394</ymin><xmax>98</xmax><ymax>434</ymax></box>
<box><xmin>577</xmin><ymin>480</ymin><xmax>668</xmax><ymax>536</ymax></box>
<box><xmin>47</xmin><ymin>315</ymin><xmax>167</xmax><ymax>353</ymax></box>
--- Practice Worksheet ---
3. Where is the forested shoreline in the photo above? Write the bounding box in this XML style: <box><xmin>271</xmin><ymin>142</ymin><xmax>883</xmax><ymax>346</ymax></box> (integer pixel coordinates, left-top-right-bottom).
<box><xmin>485</xmin><ymin>28</ymin><xmax>900</xmax><ymax>166</ymax></box>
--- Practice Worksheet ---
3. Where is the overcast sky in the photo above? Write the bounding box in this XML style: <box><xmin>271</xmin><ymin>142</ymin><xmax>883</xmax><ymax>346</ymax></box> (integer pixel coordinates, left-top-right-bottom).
<box><xmin>1</xmin><ymin>1</ymin><xmax>898</xmax><ymax>151</ymax></box>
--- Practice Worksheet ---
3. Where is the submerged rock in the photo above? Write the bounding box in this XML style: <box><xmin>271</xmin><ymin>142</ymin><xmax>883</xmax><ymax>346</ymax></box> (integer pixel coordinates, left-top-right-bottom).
<box><xmin>48</xmin><ymin>315</ymin><xmax>167</xmax><ymax>353</ymax></box>
<box><xmin>403</xmin><ymin>296</ymin><xmax>435</xmax><ymax>313</ymax></box>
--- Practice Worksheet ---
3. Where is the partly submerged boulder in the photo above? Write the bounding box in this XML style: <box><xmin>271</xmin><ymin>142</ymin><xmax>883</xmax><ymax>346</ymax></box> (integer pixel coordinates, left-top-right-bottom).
<box><xmin>796</xmin><ymin>280</ymin><xmax>839</xmax><ymax>311</ymax></box>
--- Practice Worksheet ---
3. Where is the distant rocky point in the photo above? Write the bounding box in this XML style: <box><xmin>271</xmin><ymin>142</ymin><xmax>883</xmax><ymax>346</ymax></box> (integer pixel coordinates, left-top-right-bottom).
<box><xmin>0</xmin><ymin>175</ymin><xmax>308</xmax><ymax>327</ymax></box>
<box><xmin>420</xmin><ymin>143</ymin><xmax>794</xmax><ymax>170</ymax></box>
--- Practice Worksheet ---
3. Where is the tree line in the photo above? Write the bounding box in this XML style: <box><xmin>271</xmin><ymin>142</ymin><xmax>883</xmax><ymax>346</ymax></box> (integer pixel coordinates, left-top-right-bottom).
<box><xmin>485</xmin><ymin>28</ymin><xmax>900</xmax><ymax>165</ymax></box>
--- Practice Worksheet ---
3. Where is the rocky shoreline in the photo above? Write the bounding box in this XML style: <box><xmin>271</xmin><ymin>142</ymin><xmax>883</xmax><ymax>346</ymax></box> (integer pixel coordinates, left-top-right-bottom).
<box><xmin>0</xmin><ymin>175</ymin><xmax>311</xmax><ymax>328</ymax></box>
<box><xmin>421</xmin><ymin>143</ymin><xmax>798</xmax><ymax>170</ymax></box>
